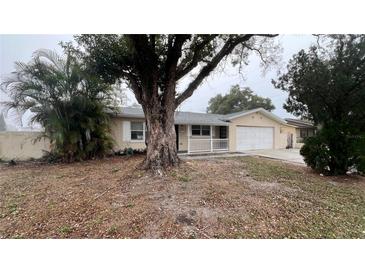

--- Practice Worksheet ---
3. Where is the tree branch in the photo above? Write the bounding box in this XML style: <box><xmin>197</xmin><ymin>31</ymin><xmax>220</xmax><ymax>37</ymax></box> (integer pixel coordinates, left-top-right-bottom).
<box><xmin>174</xmin><ymin>34</ymin><xmax>278</xmax><ymax>107</ymax></box>
<box><xmin>126</xmin><ymin>35</ymin><xmax>157</xmax><ymax>76</ymax></box>
<box><xmin>126</xmin><ymin>35</ymin><xmax>152</xmax><ymax>66</ymax></box>
<box><xmin>176</xmin><ymin>35</ymin><xmax>218</xmax><ymax>80</ymax></box>
<box><xmin>121</xmin><ymin>71</ymin><xmax>143</xmax><ymax>103</ymax></box>
<box><xmin>163</xmin><ymin>35</ymin><xmax>191</xmax><ymax>105</ymax></box>
<box><xmin>127</xmin><ymin>35</ymin><xmax>159</xmax><ymax>99</ymax></box>
<box><xmin>175</xmin><ymin>35</ymin><xmax>254</xmax><ymax>106</ymax></box>
<box><xmin>165</xmin><ymin>35</ymin><xmax>191</xmax><ymax>80</ymax></box>
<box><xmin>244</xmin><ymin>44</ymin><xmax>267</xmax><ymax>65</ymax></box>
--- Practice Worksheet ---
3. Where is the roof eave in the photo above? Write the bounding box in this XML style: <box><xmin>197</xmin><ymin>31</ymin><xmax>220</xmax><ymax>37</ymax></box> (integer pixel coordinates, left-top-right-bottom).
<box><xmin>111</xmin><ymin>114</ymin><xmax>229</xmax><ymax>126</ymax></box>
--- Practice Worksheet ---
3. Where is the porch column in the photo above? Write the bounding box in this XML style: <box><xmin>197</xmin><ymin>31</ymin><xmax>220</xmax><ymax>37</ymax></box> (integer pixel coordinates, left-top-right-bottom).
<box><xmin>210</xmin><ymin>125</ymin><xmax>213</xmax><ymax>152</ymax></box>
<box><xmin>187</xmin><ymin>125</ymin><xmax>191</xmax><ymax>154</ymax></box>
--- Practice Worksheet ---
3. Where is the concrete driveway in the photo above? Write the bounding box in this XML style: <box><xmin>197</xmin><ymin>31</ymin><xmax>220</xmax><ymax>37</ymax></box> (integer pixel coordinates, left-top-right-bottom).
<box><xmin>244</xmin><ymin>149</ymin><xmax>305</xmax><ymax>164</ymax></box>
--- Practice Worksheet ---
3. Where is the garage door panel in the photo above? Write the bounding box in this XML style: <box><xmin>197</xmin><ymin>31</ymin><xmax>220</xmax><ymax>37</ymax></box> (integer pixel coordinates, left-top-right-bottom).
<box><xmin>236</xmin><ymin>126</ymin><xmax>273</xmax><ymax>151</ymax></box>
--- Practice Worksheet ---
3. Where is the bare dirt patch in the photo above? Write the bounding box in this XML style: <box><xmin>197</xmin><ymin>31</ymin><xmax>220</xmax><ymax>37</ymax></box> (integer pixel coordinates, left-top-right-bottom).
<box><xmin>0</xmin><ymin>155</ymin><xmax>364</xmax><ymax>238</ymax></box>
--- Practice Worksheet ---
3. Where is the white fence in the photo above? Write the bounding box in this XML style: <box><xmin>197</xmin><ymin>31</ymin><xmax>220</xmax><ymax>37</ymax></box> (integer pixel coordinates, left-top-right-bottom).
<box><xmin>188</xmin><ymin>138</ymin><xmax>228</xmax><ymax>153</ymax></box>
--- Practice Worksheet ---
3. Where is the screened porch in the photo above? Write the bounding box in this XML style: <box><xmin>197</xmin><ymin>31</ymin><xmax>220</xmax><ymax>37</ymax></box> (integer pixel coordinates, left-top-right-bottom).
<box><xmin>176</xmin><ymin>124</ymin><xmax>229</xmax><ymax>154</ymax></box>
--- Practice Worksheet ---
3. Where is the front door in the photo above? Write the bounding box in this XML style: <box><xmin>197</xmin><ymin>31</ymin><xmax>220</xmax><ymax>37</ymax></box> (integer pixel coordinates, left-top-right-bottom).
<box><xmin>175</xmin><ymin>125</ymin><xmax>179</xmax><ymax>151</ymax></box>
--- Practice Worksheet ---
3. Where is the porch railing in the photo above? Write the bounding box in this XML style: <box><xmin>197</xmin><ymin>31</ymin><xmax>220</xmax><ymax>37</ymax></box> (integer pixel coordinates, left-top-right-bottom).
<box><xmin>188</xmin><ymin>138</ymin><xmax>229</xmax><ymax>153</ymax></box>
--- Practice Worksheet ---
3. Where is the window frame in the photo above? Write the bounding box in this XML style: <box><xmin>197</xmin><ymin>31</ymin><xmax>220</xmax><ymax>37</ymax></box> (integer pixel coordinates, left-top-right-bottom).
<box><xmin>201</xmin><ymin>125</ymin><xmax>211</xmax><ymax>136</ymax></box>
<box><xmin>130</xmin><ymin>121</ymin><xmax>145</xmax><ymax>142</ymax></box>
<box><xmin>300</xmin><ymin>128</ymin><xmax>308</xmax><ymax>138</ymax></box>
<box><xmin>191</xmin><ymin>125</ymin><xmax>202</xmax><ymax>136</ymax></box>
<box><xmin>191</xmin><ymin>125</ymin><xmax>211</xmax><ymax>136</ymax></box>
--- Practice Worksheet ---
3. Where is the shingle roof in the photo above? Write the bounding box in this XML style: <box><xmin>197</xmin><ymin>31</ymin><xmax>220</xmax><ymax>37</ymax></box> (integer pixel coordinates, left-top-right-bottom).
<box><xmin>175</xmin><ymin>111</ymin><xmax>228</xmax><ymax>125</ymax></box>
<box><xmin>113</xmin><ymin>107</ymin><xmax>145</xmax><ymax>119</ymax></box>
<box><xmin>111</xmin><ymin>107</ymin><xmax>291</xmax><ymax>127</ymax></box>
<box><xmin>285</xmin><ymin>118</ymin><xmax>315</xmax><ymax>128</ymax></box>
<box><xmin>112</xmin><ymin>107</ymin><xmax>230</xmax><ymax>126</ymax></box>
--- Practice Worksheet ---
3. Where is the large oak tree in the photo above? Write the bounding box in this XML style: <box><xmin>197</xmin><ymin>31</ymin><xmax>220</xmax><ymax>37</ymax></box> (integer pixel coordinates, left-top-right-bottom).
<box><xmin>207</xmin><ymin>85</ymin><xmax>275</xmax><ymax>114</ymax></box>
<box><xmin>75</xmin><ymin>34</ymin><xmax>278</xmax><ymax>172</ymax></box>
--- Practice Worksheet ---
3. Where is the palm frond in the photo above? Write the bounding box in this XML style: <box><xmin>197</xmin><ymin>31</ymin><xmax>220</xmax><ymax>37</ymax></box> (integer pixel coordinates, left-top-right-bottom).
<box><xmin>1</xmin><ymin>47</ymin><xmax>116</xmax><ymax>161</ymax></box>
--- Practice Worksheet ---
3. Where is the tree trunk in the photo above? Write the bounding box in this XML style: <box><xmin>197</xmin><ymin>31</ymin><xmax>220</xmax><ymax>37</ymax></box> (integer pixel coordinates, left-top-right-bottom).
<box><xmin>142</xmin><ymin>103</ymin><xmax>179</xmax><ymax>174</ymax></box>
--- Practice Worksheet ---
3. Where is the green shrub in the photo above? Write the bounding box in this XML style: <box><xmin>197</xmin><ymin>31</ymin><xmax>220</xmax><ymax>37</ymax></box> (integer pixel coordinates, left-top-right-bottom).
<box><xmin>353</xmin><ymin>133</ymin><xmax>365</xmax><ymax>174</ymax></box>
<box><xmin>124</xmin><ymin>147</ymin><xmax>134</xmax><ymax>156</ymax></box>
<box><xmin>116</xmin><ymin>148</ymin><xmax>146</xmax><ymax>156</ymax></box>
<box><xmin>300</xmin><ymin>135</ymin><xmax>331</xmax><ymax>174</ymax></box>
<box><xmin>301</xmin><ymin>125</ymin><xmax>364</xmax><ymax>175</ymax></box>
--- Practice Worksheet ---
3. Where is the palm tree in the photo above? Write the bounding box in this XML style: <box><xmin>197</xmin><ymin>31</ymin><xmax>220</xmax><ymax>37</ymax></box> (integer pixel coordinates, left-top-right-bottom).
<box><xmin>2</xmin><ymin>49</ymin><xmax>117</xmax><ymax>161</ymax></box>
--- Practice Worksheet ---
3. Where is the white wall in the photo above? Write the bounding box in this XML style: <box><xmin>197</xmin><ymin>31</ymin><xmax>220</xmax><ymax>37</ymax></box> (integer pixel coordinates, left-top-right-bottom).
<box><xmin>0</xmin><ymin>131</ymin><xmax>50</xmax><ymax>161</ymax></box>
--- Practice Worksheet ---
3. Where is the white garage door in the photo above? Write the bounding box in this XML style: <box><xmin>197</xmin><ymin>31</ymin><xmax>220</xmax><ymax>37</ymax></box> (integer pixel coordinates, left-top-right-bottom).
<box><xmin>236</xmin><ymin>126</ymin><xmax>274</xmax><ymax>151</ymax></box>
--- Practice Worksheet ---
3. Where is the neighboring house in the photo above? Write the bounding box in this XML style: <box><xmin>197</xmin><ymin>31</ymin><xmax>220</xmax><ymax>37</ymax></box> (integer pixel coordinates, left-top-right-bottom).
<box><xmin>285</xmin><ymin>118</ymin><xmax>317</xmax><ymax>144</ymax></box>
<box><xmin>110</xmin><ymin>107</ymin><xmax>298</xmax><ymax>154</ymax></box>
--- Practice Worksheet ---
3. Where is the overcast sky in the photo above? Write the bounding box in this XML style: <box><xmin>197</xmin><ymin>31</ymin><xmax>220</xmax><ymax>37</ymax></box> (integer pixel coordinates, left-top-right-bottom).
<box><xmin>0</xmin><ymin>34</ymin><xmax>316</xmax><ymax>128</ymax></box>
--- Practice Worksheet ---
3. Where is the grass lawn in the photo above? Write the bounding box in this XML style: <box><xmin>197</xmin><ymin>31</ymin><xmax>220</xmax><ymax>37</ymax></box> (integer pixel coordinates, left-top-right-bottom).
<box><xmin>0</xmin><ymin>155</ymin><xmax>364</xmax><ymax>239</ymax></box>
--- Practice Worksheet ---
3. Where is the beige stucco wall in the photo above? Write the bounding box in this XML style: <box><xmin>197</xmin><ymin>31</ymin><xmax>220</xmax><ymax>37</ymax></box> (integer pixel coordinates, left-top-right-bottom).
<box><xmin>110</xmin><ymin>117</ymin><xmax>186</xmax><ymax>152</ymax></box>
<box><xmin>109</xmin><ymin>119</ymin><xmax>225</xmax><ymax>153</ymax></box>
<box><xmin>294</xmin><ymin>128</ymin><xmax>304</xmax><ymax>149</ymax></box>
<box><xmin>0</xmin><ymin>131</ymin><xmax>50</xmax><ymax>161</ymax></box>
<box><xmin>177</xmin><ymin>124</ymin><xmax>188</xmax><ymax>151</ymax></box>
<box><xmin>279</xmin><ymin>125</ymin><xmax>297</xmax><ymax>149</ymax></box>
<box><xmin>228</xmin><ymin>111</ymin><xmax>297</xmax><ymax>151</ymax></box>
<box><xmin>296</xmin><ymin>128</ymin><xmax>301</xmax><ymax>139</ymax></box>
<box><xmin>110</xmin><ymin>117</ymin><xmax>146</xmax><ymax>151</ymax></box>
<box><xmin>109</xmin><ymin>114</ymin><xmax>297</xmax><ymax>153</ymax></box>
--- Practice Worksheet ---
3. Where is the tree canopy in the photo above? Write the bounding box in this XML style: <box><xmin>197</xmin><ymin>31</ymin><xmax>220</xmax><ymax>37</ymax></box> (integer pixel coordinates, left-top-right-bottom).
<box><xmin>274</xmin><ymin>35</ymin><xmax>365</xmax><ymax>127</ymax></box>
<box><xmin>274</xmin><ymin>35</ymin><xmax>365</xmax><ymax>175</ymax></box>
<box><xmin>74</xmin><ymin>34</ymin><xmax>279</xmax><ymax>171</ymax></box>
<box><xmin>75</xmin><ymin>35</ymin><xmax>279</xmax><ymax>107</ymax></box>
<box><xmin>207</xmin><ymin>85</ymin><xmax>275</xmax><ymax>114</ymax></box>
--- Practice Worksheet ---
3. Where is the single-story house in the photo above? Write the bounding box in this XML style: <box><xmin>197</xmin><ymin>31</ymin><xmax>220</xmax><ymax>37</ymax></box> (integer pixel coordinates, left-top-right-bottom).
<box><xmin>110</xmin><ymin>107</ymin><xmax>298</xmax><ymax>154</ymax></box>
<box><xmin>0</xmin><ymin>107</ymin><xmax>302</xmax><ymax>161</ymax></box>
<box><xmin>285</xmin><ymin>118</ymin><xmax>316</xmax><ymax>144</ymax></box>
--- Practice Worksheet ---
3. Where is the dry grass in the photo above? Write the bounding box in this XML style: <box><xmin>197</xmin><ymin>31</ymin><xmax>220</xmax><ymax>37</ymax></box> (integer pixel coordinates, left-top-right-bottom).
<box><xmin>0</xmin><ymin>155</ymin><xmax>364</xmax><ymax>239</ymax></box>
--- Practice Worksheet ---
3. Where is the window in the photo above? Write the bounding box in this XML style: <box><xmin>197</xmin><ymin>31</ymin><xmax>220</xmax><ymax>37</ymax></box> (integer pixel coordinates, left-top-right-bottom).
<box><xmin>131</xmin><ymin>122</ymin><xmax>144</xmax><ymax>141</ymax></box>
<box><xmin>300</xmin><ymin>128</ymin><xmax>308</xmax><ymax>138</ymax></box>
<box><xmin>192</xmin><ymin>125</ymin><xmax>201</xmax><ymax>135</ymax></box>
<box><xmin>191</xmin><ymin>125</ymin><xmax>210</xmax><ymax>136</ymax></box>
<box><xmin>202</xmin><ymin>125</ymin><xmax>210</xmax><ymax>136</ymax></box>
